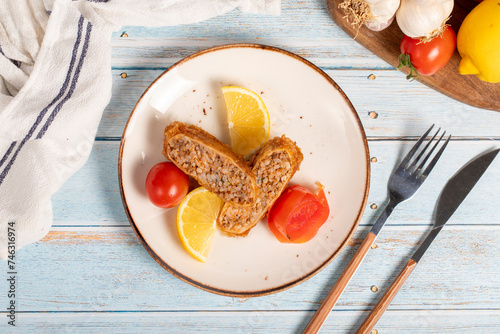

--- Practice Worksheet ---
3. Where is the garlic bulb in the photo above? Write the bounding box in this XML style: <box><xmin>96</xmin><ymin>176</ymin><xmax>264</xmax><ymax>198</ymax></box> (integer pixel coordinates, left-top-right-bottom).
<box><xmin>339</xmin><ymin>0</ymin><xmax>401</xmax><ymax>32</ymax></box>
<box><xmin>396</xmin><ymin>0</ymin><xmax>454</xmax><ymax>39</ymax></box>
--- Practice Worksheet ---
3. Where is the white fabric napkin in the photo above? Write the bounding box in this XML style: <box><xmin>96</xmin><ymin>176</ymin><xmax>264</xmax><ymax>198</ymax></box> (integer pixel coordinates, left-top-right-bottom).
<box><xmin>0</xmin><ymin>0</ymin><xmax>280</xmax><ymax>259</ymax></box>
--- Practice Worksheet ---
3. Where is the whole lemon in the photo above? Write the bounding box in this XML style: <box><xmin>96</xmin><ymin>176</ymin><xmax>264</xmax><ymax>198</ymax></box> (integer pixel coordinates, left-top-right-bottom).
<box><xmin>457</xmin><ymin>0</ymin><xmax>500</xmax><ymax>83</ymax></box>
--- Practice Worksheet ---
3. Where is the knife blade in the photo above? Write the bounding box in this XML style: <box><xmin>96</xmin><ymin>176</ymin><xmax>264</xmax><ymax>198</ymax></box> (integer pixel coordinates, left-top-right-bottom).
<box><xmin>356</xmin><ymin>147</ymin><xmax>499</xmax><ymax>334</ymax></box>
<box><xmin>411</xmin><ymin>147</ymin><xmax>500</xmax><ymax>263</ymax></box>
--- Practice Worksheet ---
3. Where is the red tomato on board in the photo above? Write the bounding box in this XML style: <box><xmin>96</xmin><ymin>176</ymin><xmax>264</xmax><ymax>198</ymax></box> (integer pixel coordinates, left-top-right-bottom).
<box><xmin>267</xmin><ymin>184</ymin><xmax>330</xmax><ymax>243</ymax></box>
<box><xmin>399</xmin><ymin>26</ymin><xmax>457</xmax><ymax>78</ymax></box>
<box><xmin>145</xmin><ymin>162</ymin><xmax>189</xmax><ymax>208</ymax></box>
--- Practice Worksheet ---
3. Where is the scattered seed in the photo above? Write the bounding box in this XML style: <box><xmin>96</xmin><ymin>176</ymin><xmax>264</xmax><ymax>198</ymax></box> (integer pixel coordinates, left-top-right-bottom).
<box><xmin>370</xmin><ymin>203</ymin><xmax>378</xmax><ymax>210</ymax></box>
<box><xmin>371</xmin><ymin>157</ymin><xmax>378</xmax><ymax>163</ymax></box>
<box><xmin>120</xmin><ymin>32</ymin><xmax>128</xmax><ymax>37</ymax></box>
<box><xmin>371</xmin><ymin>330</ymin><xmax>378</xmax><ymax>334</ymax></box>
<box><xmin>368</xmin><ymin>111</ymin><xmax>378</xmax><ymax>119</ymax></box>
<box><xmin>120</xmin><ymin>72</ymin><xmax>127</xmax><ymax>79</ymax></box>
<box><xmin>371</xmin><ymin>285</ymin><xmax>378</xmax><ymax>292</ymax></box>
<box><xmin>368</xmin><ymin>74</ymin><xmax>376</xmax><ymax>80</ymax></box>
<box><xmin>371</xmin><ymin>243</ymin><xmax>378</xmax><ymax>249</ymax></box>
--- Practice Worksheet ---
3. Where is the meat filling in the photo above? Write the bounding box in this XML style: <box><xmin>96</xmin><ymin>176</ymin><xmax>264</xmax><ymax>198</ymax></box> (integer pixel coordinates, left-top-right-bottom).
<box><xmin>167</xmin><ymin>136</ymin><xmax>255</xmax><ymax>206</ymax></box>
<box><xmin>218</xmin><ymin>151</ymin><xmax>293</xmax><ymax>233</ymax></box>
<box><xmin>218</xmin><ymin>135</ymin><xmax>303</xmax><ymax>235</ymax></box>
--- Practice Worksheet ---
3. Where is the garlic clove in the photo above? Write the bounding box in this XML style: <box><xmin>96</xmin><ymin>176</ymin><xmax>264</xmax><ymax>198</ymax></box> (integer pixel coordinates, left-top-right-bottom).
<box><xmin>410</xmin><ymin>0</ymin><xmax>436</xmax><ymax>7</ymax></box>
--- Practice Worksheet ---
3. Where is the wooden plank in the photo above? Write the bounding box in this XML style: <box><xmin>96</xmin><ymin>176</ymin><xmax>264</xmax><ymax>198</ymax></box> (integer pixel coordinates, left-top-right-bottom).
<box><xmin>365</xmin><ymin>140</ymin><xmax>500</xmax><ymax>227</ymax></box>
<box><xmin>52</xmin><ymin>140</ymin><xmax>500</xmax><ymax>226</ymax></box>
<box><xmin>98</xmin><ymin>69</ymin><xmax>500</xmax><ymax>139</ymax></box>
<box><xmin>110</xmin><ymin>38</ymin><xmax>388</xmax><ymax>69</ymax></box>
<box><xmin>1</xmin><ymin>310</ymin><xmax>498</xmax><ymax>333</ymax></box>
<box><xmin>3</xmin><ymin>225</ymin><xmax>498</xmax><ymax>311</ymax></box>
<box><xmin>111</xmin><ymin>0</ymin><xmax>344</xmax><ymax>39</ymax></box>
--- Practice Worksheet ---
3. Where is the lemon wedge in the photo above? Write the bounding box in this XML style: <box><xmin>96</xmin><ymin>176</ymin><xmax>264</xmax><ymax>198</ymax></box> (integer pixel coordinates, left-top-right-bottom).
<box><xmin>176</xmin><ymin>187</ymin><xmax>224</xmax><ymax>263</ymax></box>
<box><xmin>221</xmin><ymin>86</ymin><xmax>270</xmax><ymax>157</ymax></box>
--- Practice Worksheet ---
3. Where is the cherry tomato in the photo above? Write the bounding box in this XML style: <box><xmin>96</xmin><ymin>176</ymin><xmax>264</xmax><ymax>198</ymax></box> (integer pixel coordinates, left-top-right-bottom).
<box><xmin>267</xmin><ymin>184</ymin><xmax>330</xmax><ymax>243</ymax></box>
<box><xmin>399</xmin><ymin>26</ymin><xmax>457</xmax><ymax>78</ymax></box>
<box><xmin>145</xmin><ymin>162</ymin><xmax>189</xmax><ymax>208</ymax></box>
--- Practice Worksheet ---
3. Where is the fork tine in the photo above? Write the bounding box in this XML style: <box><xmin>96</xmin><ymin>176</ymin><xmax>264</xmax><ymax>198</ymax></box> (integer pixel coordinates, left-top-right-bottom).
<box><xmin>420</xmin><ymin>134</ymin><xmax>451</xmax><ymax>179</ymax></box>
<box><xmin>414</xmin><ymin>130</ymin><xmax>446</xmax><ymax>172</ymax></box>
<box><xmin>401</xmin><ymin>124</ymin><xmax>435</xmax><ymax>169</ymax></box>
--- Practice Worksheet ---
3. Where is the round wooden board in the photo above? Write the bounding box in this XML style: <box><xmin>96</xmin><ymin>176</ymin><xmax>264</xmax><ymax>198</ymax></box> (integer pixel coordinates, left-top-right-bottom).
<box><xmin>326</xmin><ymin>0</ymin><xmax>500</xmax><ymax>111</ymax></box>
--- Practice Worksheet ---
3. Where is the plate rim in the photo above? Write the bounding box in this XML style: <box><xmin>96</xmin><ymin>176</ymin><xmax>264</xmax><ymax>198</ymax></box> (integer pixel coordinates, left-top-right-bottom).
<box><xmin>118</xmin><ymin>43</ymin><xmax>371</xmax><ymax>297</ymax></box>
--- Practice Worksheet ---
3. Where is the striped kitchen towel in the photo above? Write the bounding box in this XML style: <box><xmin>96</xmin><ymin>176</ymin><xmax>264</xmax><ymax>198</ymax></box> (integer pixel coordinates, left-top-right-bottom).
<box><xmin>0</xmin><ymin>0</ymin><xmax>280</xmax><ymax>259</ymax></box>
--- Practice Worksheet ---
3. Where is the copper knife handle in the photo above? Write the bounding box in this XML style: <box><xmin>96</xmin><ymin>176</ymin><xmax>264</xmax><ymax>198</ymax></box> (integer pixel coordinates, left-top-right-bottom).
<box><xmin>356</xmin><ymin>258</ymin><xmax>418</xmax><ymax>334</ymax></box>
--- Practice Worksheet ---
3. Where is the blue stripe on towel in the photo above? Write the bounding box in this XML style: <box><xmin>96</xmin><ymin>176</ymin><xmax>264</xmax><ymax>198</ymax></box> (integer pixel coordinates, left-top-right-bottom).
<box><xmin>0</xmin><ymin>17</ymin><xmax>92</xmax><ymax>187</ymax></box>
<box><xmin>36</xmin><ymin>21</ymin><xmax>92</xmax><ymax>138</ymax></box>
<box><xmin>0</xmin><ymin>44</ymin><xmax>21</xmax><ymax>67</ymax></box>
<box><xmin>0</xmin><ymin>142</ymin><xmax>17</xmax><ymax>170</ymax></box>
<box><xmin>73</xmin><ymin>0</ymin><xmax>110</xmax><ymax>2</ymax></box>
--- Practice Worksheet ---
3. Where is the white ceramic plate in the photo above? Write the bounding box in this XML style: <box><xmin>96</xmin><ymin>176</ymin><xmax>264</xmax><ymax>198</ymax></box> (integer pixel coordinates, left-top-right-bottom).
<box><xmin>119</xmin><ymin>44</ymin><xmax>370</xmax><ymax>297</ymax></box>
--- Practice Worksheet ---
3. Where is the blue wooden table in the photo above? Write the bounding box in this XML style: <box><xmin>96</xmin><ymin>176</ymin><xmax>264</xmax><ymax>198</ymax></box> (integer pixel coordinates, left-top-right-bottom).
<box><xmin>2</xmin><ymin>1</ymin><xmax>500</xmax><ymax>332</ymax></box>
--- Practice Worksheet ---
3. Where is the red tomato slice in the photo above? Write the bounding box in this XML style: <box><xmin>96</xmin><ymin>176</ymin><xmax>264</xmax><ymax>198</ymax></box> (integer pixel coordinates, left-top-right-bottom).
<box><xmin>268</xmin><ymin>184</ymin><xmax>330</xmax><ymax>243</ymax></box>
<box><xmin>288</xmin><ymin>188</ymin><xmax>330</xmax><ymax>243</ymax></box>
<box><xmin>268</xmin><ymin>186</ymin><xmax>307</xmax><ymax>240</ymax></box>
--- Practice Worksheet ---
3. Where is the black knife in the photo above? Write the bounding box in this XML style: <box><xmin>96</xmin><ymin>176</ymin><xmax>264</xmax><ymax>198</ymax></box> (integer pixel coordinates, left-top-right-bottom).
<box><xmin>356</xmin><ymin>148</ymin><xmax>500</xmax><ymax>334</ymax></box>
